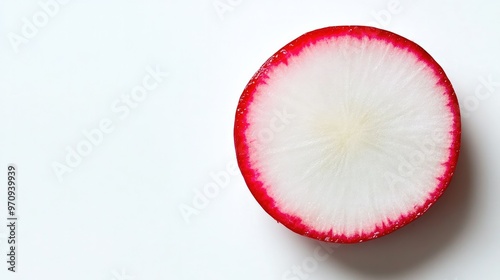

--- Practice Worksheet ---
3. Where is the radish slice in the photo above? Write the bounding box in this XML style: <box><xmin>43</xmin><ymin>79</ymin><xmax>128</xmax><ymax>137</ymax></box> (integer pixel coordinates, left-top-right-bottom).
<box><xmin>234</xmin><ymin>26</ymin><xmax>460</xmax><ymax>243</ymax></box>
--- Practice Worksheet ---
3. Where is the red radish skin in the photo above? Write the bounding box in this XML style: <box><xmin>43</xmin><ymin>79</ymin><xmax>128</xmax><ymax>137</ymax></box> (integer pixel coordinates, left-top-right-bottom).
<box><xmin>234</xmin><ymin>26</ymin><xmax>461</xmax><ymax>243</ymax></box>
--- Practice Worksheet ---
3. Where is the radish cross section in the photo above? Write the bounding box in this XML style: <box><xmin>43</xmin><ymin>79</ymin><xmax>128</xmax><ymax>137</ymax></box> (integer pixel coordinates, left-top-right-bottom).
<box><xmin>234</xmin><ymin>26</ymin><xmax>461</xmax><ymax>243</ymax></box>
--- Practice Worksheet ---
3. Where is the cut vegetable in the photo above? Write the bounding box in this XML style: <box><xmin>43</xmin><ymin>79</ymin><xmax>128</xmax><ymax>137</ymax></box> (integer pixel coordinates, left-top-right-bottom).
<box><xmin>234</xmin><ymin>26</ymin><xmax>460</xmax><ymax>243</ymax></box>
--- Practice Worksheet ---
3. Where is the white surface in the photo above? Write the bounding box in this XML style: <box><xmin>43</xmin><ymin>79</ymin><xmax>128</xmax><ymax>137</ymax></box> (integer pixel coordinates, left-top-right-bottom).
<box><xmin>246</xmin><ymin>34</ymin><xmax>455</xmax><ymax>237</ymax></box>
<box><xmin>0</xmin><ymin>0</ymin><xmax>498</xmax><ymax>279</ymax></box>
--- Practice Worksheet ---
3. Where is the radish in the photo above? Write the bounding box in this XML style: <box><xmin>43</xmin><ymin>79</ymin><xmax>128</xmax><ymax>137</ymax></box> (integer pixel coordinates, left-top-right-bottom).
<box><xmin>234</xmin><ymin>26</ymin><xmax>460</xmax><ymax>243</ymax></box>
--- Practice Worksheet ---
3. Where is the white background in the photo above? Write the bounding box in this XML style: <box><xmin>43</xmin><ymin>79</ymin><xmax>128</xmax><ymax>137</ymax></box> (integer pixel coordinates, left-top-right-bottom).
<box><xmin>0</xmin><ymin>0</ymin><xmax>499</xmax><ymax>279</ymax></box>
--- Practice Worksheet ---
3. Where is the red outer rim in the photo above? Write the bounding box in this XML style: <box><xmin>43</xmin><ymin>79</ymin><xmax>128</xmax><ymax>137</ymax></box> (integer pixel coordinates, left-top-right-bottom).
<box><xmin>234</xmin><ymin>26</ymin><xmax>461</xmax><ymax>243</ymax></box>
